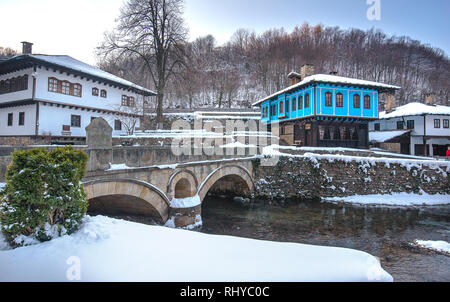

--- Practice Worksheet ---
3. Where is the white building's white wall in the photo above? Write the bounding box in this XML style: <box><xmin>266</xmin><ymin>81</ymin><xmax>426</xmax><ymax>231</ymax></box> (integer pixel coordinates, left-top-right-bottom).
<box><xmin>0</xmin><ymin>68</ymin><xmax>33</xmax><ymax>103</ymax></box>
<box><xmin>371</xmin><ymin>115</ymin><xmax>450</xmax><ymax>136</ymax></box>
<box><xmin>1</xmin><ymin>66</ymin><xmax>146</xmax><ymax>139</ymax></box>
<box><xmin>0</xmin><ymin>104</ymin><xmax>36</xmax><ymax>136</ymax></box>
<box><xmin>38</xmin><ymin>104</ymin><xmax>136</xmax><ymax>137</ymax></box>
<box><xmin>425</xmin><ymin>115</ymin><xmax>450</xmax><ymax>136</ymax></box>
<box><xmin>34</xmin><ymin>67</ymin><xmax>144</xmax><ymax>111</ymax></box>
<box><xmin>370</xmin><ymin>114</ymin><xmax>450</xmax><ymax>156</ymax></box>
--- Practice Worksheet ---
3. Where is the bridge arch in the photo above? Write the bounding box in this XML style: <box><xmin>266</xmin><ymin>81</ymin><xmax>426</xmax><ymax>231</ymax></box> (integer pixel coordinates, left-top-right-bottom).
<box><xmin>197</xmin><ymin>164</ymin><xmax>254</xmax><ymax>202</ymax></box>
<box><xmin>167</xmin><ymin>169</ymin><xmax>199</xmax><ymax>200</ymax></box>
<box><xmin>83</xmin><ymin>179</ymin><xmax>170</xmax><ymax>223</ymax></box>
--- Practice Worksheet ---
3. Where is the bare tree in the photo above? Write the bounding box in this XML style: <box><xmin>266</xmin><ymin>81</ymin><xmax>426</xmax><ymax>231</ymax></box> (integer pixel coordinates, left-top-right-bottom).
<box><xmin>98</xmin><ymin>0</ymin><xmax>188</xmax><ymax>129</ymax></box>
<box><xmin>111</xmin><ymin>96</ymin><xmax>145</xmax><ymax>136</ymax></box>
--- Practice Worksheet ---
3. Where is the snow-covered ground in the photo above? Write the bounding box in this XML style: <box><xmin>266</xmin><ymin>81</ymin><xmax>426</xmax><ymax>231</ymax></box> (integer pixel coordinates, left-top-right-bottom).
<box><xmin>0</xmin><ymin>215</ymin><xmax>392</xmax><ymax>282</ymax></box>
<box><xmin>324</xmin><ymin>192</ymin><xmax>450</xmax><ymax>206</ymax></box>
<box><xmin>0</xmin><ymin>182</ymin><xmax>5</xmax><ymax>190</ymax></box>
<box><xmin>413</xmin><ymin>240</ymin><xmax>450</xmax><ymax>254</ymax></box>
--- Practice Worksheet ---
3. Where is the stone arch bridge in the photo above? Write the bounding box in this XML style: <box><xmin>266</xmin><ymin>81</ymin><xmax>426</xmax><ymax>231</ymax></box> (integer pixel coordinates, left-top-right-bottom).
<box><xmin>83</xmin><ymin>158</ymin><xmax>256</xmax><ymax>228</ymax></box>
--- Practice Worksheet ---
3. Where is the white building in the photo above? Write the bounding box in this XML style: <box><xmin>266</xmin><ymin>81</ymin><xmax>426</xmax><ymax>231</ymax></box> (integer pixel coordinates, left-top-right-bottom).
<box><xmin>0</xmin><ymin>42</ymin><xmax>155</xmax><ymax>145</ymax></box>
<box><xmin>369</xmin><ymin>102</ymin><xmax>450</xmax><ymax>156</ymax></box>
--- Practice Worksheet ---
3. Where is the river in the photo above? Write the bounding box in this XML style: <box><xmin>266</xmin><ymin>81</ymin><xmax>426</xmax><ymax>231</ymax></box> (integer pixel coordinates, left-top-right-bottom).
<box><xmin>200</xmin><ymin>196</ymin><xmax>450</xmax><ymax>282</ymax></box>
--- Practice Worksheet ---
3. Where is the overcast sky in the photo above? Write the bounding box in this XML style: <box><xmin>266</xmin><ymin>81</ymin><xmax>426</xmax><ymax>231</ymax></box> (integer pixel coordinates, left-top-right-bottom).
<box><xmin>0</xmin><ymin>0</ymin><xmax>449</xmax><ymax>65</ymax></box>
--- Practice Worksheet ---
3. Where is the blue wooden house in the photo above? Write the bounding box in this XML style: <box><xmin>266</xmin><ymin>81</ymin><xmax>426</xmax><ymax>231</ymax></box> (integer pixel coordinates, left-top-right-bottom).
<box><xmin>253</xmin><ymin>64</ymin><xmax>400</xmax><ymax>148</ymax></box>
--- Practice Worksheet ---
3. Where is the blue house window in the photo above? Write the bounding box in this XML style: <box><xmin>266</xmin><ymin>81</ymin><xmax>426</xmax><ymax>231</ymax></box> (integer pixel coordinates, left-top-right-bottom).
<box><xmin>353</xmin><ymin>94</ymin><xmax>360</xmax><ymax>108</ymax></box>
<box><xmin>325</xmin><ymin>92</ymin><xmax>332</xmax><ymax>107</ymax></box>
<box><xmin>285</xmin><ymin>99</ymin><xmax>289</xmax><ymax>113</ymax></box>
<box><xmin>292</xmin><ymin>97</ymin><xmax>297</xmax><ymax>111</ymax></box>
<box><xmin>364</xmin><ymin>95</ymin><xmax>371</xmax><ymax>109</ymax></box>
<box><xmin>336</xmin><ymin>93</ymin><xmax>344</xmax><ymax>107</ymax></box>
<box><xmin>298</xmin><ymin>96</ymin><xmax>303</xmax><ymax>109</ymax></box>
<box><xmin>305</xmin><ymin>94</ymin><xmax>310</xmax><ymax>108</ymax></box>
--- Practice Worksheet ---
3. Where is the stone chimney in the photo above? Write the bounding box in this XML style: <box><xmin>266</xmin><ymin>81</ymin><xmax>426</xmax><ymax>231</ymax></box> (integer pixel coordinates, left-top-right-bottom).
<box><xmin>425</xmin><ymin>93</ymin><xmax>435</xmax><ymax>105</ymax></box>
<box><xmin>385</xmin><ymin>93</ymin><xmax>397</xmax><ymax>113</ymax></box>
<box><xmin>300</xmin><ymin>63</ymin><xmax>315</xmax><ymax>80</ymax></box>
<box><xmin>21</xmin><ymin>41</ymin><xmax>33</xmax><ymax>55</ymax></box>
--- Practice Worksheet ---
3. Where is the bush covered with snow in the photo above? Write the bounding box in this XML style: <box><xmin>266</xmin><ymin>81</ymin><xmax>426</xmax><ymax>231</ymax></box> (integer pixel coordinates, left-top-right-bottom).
<box><xmin>0</xmin><ymin>147</ymin><xmax>89</xmax><ymax>247</ymax></box>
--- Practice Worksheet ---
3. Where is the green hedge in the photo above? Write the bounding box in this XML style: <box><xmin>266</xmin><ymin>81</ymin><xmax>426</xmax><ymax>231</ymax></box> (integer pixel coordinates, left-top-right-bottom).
<box><xmin>0</xmin><ymin>147</ymin><xmax>89</xmax><ymax>247</ymax></box>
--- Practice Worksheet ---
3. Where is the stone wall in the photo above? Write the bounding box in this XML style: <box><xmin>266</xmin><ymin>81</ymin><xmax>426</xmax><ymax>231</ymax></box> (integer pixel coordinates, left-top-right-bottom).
<box><xmin>253</xmin><ymin>156</ymin><xmax>450</xmax><ymax>201</ymax></box>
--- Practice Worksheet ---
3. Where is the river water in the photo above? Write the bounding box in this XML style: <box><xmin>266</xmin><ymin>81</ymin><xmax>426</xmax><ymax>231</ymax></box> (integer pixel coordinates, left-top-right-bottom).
<box><xmin>200</xmin><ymin>196</ymin><xmax>450</xmax><ymax>282</ymax></box>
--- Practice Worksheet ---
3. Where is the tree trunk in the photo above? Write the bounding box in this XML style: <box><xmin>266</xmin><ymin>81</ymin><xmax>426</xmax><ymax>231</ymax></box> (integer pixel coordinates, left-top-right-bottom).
<box><xmin>156</xmin><ymin>92</ymin><xmax>164</xmax><ymax>130</ymax></box>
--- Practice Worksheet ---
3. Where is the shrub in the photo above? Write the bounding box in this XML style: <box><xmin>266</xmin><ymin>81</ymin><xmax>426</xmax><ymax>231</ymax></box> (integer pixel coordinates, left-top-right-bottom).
<box><xmin>0</xmin><ymin>147</ymin><xmax>89</xmax><ymax>247</ymax></box>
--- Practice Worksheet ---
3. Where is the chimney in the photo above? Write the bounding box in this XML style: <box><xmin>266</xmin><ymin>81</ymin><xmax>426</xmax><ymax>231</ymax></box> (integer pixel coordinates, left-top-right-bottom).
<box><xmin>425</xmin><ymin>93</ymin><xmax>435</xmax><ymax>105</ymax></box>
<box><xmin>287</xmin><ymin>71</ymin><xmax>302</xmax><ymax>86</ymax></box>
<box><xmin>385</xmin><ymin>93</ymin><xmax>397</xmax><ymax>113</ymax></box>
<box><xmin>300</xmin><ymin>63</ymin><xmax>315</xmax><ymax>80</ymax></box>
<box><xmin>21</xmin><ymin>41</ymin><xmax>33</xmax><ymax>55</ymax></box>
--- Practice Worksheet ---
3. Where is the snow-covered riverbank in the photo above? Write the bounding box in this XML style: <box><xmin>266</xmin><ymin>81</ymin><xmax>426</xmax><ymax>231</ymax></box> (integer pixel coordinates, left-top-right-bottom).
<box><xmin>323</xmin><ymin>191</ymin><xmax>450</xmax><ymax>206</ymax></box>
<box><xmin>0</xmin><ymin>215</ymin><xmax>392</xmax><ymax>282</ymax></box>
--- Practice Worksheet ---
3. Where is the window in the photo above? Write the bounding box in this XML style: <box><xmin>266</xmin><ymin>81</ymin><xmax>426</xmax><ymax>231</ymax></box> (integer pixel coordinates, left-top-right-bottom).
<box><xmin>100</xmin><ymin>89</ymin><xmax>107</xmax><ymax>98</ymax></box>
<box><xmin>73</xmin><ymin>84</ymin><xmax>82</xmax><ymax>97</ymax></box>
<box><xmin>285</xmin><ymin>99</ymin><xmax>289</xmax><ymax>113</ymax></box>
<box><xmin>305</xmin><ymin>93</ymin><xmax>310</xmax><ymax>108</ymax></box>
<box><xmin>292</xmin><ymin>97</ymin><xmax>297</xmax><ymax>111</ymax></box>
<box><xmin>48</xmin><ymin>78</ymin><xmax>58</xmax><ymax>92</ymax></box>
<box><xmin>48</xmin><ymin>77</ymin><xmax>82</xmax><ymax>97</ymax></box>
<box><xmin>336</xmin><ymin>93</ymin><xmax>343</xmax><ymax>107</ymax></box>
<box><xmin>61</xmin><ymin>81</ymin><xmax>71</xmax><ymax>95</ymax></box>
<box><xmin>374</xmin><ymin>123</ymin><xmax>380</xmax><ymax>131</ymax></box>
<box><xmin>71</xmin><ymin>115</ymin><xmax>81</xmax><ymax>128</ymax></box>
<box><xmin>397</xmin><ymin>121</ymin><xmax>404</xmax><ymax>130</ymax></box>
<box><xmin>298</xmin><ymin>96</ymin><xmax>303</xmax><ymax>109</ymax></box>
<box><xmin>18</xmin><ymin>112</ymin><xmax>25</xmax><ymax>126</ymax></box>
<box><xmin>353</xmin><ymin>94</ymin><xmax>360</xmax><ymax>108</ymax></box>
<box><xmin>434</xmin><ymin>119</ymin><xmax>441</xmax><ymax>128</ymax></box>
<box><xmin>407</xmin><ymin>120</ymin><xmax>415</xmax><ymax>130</ymax></box>
<box><xmin>92</xmin><ymin>88</ymin><xmax>99</xmax><ymax>96</ymax></box>
<box><xmin>127</xmin><ymin>96</ymin><xmax>135</xmax><ymax>107</ymax></box>
<box><xmin>364</xmin><ymin>95</ymin><xmax>371</xmax><ymax>109</ymax></box>
<box><xmin>444</xmin><ymin>119</ymin><xmax>449</xmax><ymax>129</ymax></box>
<box><xmin>325</xmin><ymin>92</ymin><xmax>332</xmax><ymax>107</ymax></box>
<box><xmin>279</xmin><ymin>101</ymin><xmax>284</xmax><ymax>114</ymax></box>
<box><xmin>114</xmin><ymin>120</ymin><xmax>122</xmax><ymax>131</ymax></box>
<box><xmin>0</xmin><ymin>75</ymin><xmax>28</xmax><ymax>95</ymax></box>
<box><xmin>280</xmin><ymin>126</ymin><xmax>285</xmax><ymax>135</ymax></box>
<box><xmin>7</xmin><ymin>113</ymin><xmax>13</xmax><ymax>126</ymax></box>
<box><xmin>122</xmin><ymin>95</ymin><xmax>128</xmax><ymax>106</ymax></box>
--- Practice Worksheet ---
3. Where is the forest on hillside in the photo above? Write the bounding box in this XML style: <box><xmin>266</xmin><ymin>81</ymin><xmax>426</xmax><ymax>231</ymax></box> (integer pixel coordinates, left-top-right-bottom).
<box><xmin>2</xmin><ymin>23</ymin><xmax>448</xmax><ymax>110</ymax></box>
<box><xmin>97</xmin><ymin>23</ymin><xmax>449</xmax><ymax>110</ymax></box>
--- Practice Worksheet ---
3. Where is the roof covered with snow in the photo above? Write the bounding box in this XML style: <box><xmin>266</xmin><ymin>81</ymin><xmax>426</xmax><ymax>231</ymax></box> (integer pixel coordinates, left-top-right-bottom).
<box><xmin>369</xmin><ymin>130</ymin><xmax>410</xmax><ymax>143</ymax></box>
<box><xmin>380</xmin><ymin>102</ymin><xmax>450</xmax><ymax>119</ymax></box>
<box><xmin>253</xmin><ymin>74</ymin><xmax>401</xmax><ymax>106</ymax></box>
<box><xmin>0</xmin><ymin>54</ymin><xmax>156</xmax><ymax>96</ymax></box>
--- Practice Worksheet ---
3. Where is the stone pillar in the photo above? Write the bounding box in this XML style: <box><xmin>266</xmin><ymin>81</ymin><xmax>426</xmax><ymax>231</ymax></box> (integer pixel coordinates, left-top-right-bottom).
<box><xmin>167</xmin><ymin>205</ymin><xmax>202</xmax><ymax>229</ymax></box>
<box><xmin>85</xmin><ymin>118</ymin><xmax>113</xmax><ymax>171</ymax></box>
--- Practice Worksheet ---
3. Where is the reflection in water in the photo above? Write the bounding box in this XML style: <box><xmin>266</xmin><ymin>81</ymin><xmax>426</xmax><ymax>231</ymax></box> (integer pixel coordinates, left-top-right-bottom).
<box><xmin>201</xmin><ymin>197</ymin><xmax>450</xmax><ymax>282</ymax></box>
